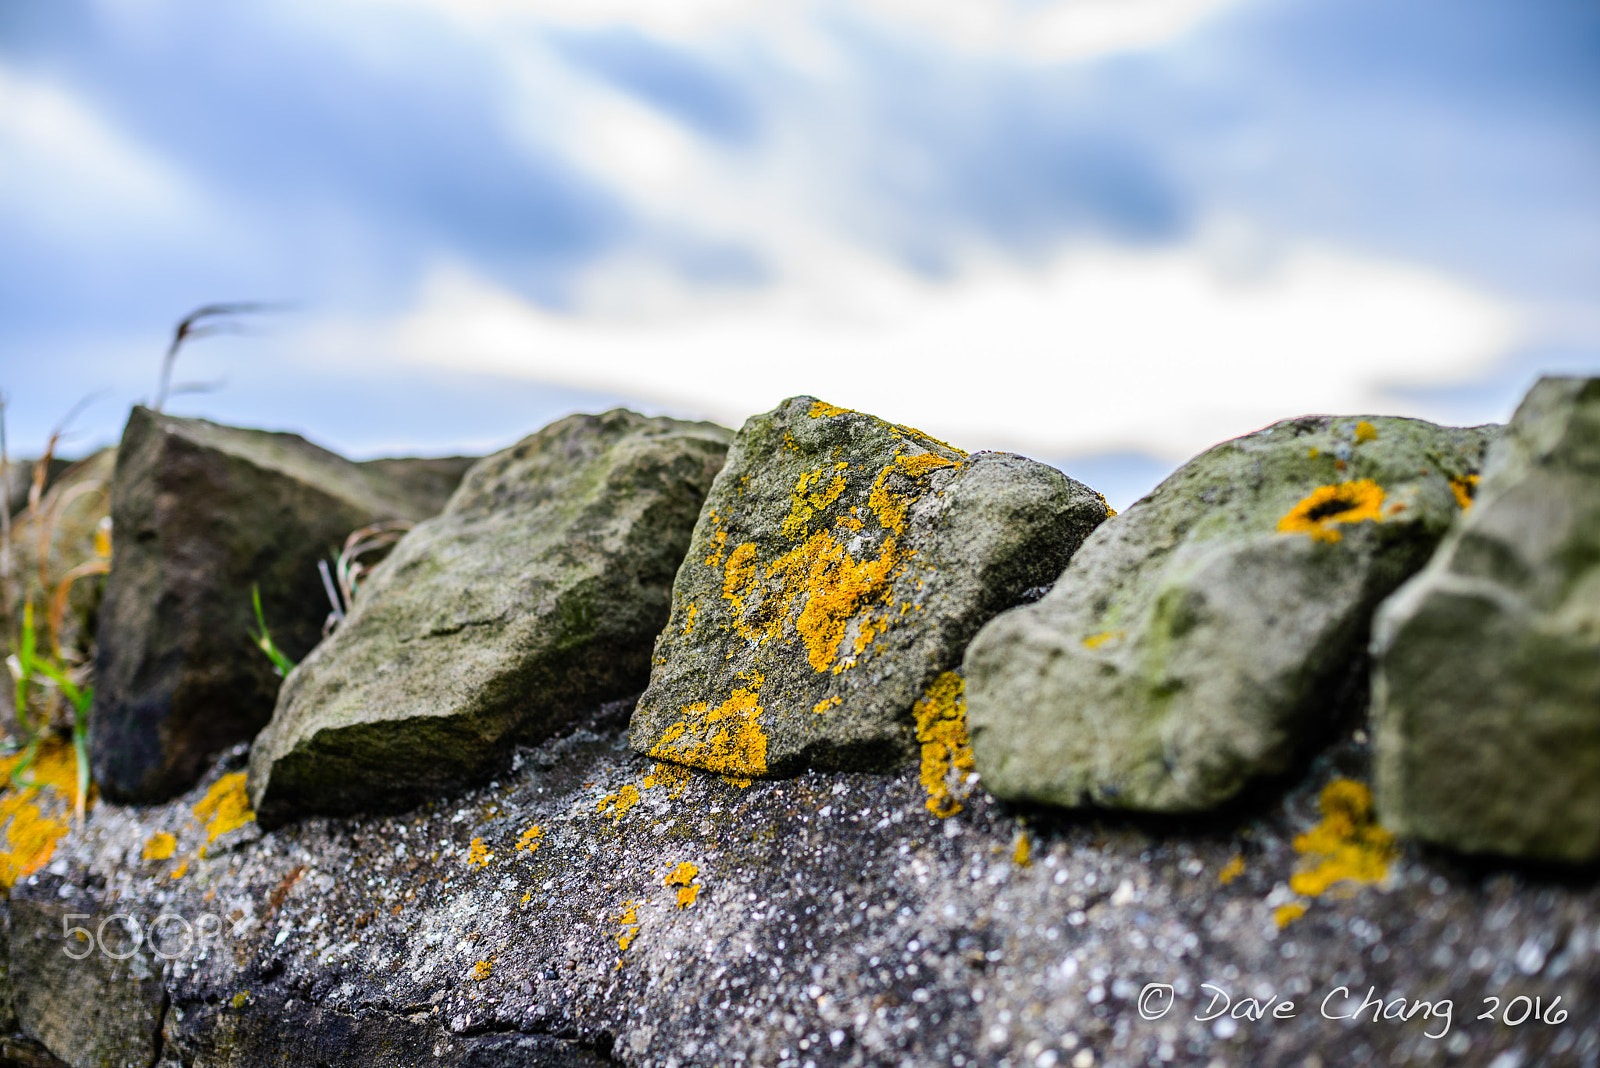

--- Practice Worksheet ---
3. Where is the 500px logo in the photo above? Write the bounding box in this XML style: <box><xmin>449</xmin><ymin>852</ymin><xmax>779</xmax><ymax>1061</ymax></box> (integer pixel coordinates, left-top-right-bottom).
<box><xmin>61</xmin><ymin>913</ymin><xmax>247</xmax><ymax>961</ymax></box>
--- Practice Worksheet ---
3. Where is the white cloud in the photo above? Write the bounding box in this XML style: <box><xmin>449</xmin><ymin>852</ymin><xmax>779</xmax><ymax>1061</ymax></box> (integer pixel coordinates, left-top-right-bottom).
<box><xmin>0</xmin><ymin>64</ymin><xmax>194</xmax><ymax>238</ymax></box>
<box><xmin>308</xmin><ymin>235</ymin><xmax>1519</xmax><ymax>460</ymax></box>
<box><xmin>348</xmin><ymin>0</ymin><xmax>1244</xmax><ymax>61</ymax></box>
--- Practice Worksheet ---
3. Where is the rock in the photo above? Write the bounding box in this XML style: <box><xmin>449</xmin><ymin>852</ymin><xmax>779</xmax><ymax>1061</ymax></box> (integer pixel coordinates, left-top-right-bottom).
<box><xmin>1372</xmin><ymin>377</ymin><xmax>1600</xmax><ymax>862</ymax></box>
<box><xmin>7</xmin><ymin>895</ymin><xmax>165</xmax><ymax>1068</ymax></box>
<box><xmin>629</xmin><ymin>397</ymin><xmax>1110</xmax><ymax>780</ymax></box>
<box><xmin>0</xmin><ymin>450</ymin><xmax>115</xmax><ymax>683</ymax></box>
<box><xmin>246</xmin><ymin>410</ymin><xmax>732</xmax><ymax>822</ymax></box>
<box><xmin>10</xmin><ymin>715</ymin><xmax>1597</xmax><ymax>1068</ymax></box>
<box><xmin>2</xmin><ymin>457</ymin><xmax>72</xmax><ymax>520</ymax></box>
<box><xmin>89</xmin><ymin>408</ymin><xmax>473</xmax><ymax>805</ymax></box>
<box><xmin>965</xmin><ymin>415</ymin><xmax>1495</xmax><ymax>812</ymax></box>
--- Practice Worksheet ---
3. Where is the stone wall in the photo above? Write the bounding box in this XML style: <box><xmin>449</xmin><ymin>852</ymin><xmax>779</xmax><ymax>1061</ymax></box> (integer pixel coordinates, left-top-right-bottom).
<box><xmin>0</xmin><ymin>383</ymin><xmax>1595</xmax><ymax>1068</ymax></box>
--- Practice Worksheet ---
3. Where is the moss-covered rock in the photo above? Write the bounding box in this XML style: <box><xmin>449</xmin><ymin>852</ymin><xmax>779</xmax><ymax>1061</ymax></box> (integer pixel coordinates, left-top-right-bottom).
<box><xmin>1372</xmin><ymin>377</ymin><xmax>1600</xmax><ymax>862</ymax></box>
<box><xmin>247</xmin><ymin>410</ymin><xmax>732</xmax><ymax>823</ymax></box>
<box><xmin>89</xmin><ymin>408</ymin><xmax>472</xmax><ymax>805</ymax></box>
<box><xmin>628</xmin><ymin>397</ymin><xmax>1108</xmax><ymax>779</ymax></box>
<box><xmin>965</xmin><ymin>415</ymin><xmax>1496</xmax><ymax>813</ymax></box>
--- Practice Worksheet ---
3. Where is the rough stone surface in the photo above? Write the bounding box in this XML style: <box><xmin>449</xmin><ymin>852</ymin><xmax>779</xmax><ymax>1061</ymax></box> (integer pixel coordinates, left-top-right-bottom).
<box><xmin>1372</xmin><ymin>377</ymin><xmax>1600</xmax><ymax>862</ymax></box>
<box><xmin>247</xmin><ymin>410</ymin><xmax>732</xmax><ymax>823</ymax></box>
<box><xmin>630</xmin><ymin>396</ymin><xmax>1109</xmax><ymax>780</ymax></box>
<box><xmin>7</xmin><ymin>704</ymin><xmax>1598</xmax><ymax>1068</ymax></box>
<box><xmin>7</xmin><ymin>894</ymin><xmax>165</xmax><ymax>1068</ymax></box>
<box><xmin>89</xmin><ymin>407</ymin><xmax>472</xmax><ymax>805</ymax></box>
<box><xmin>966</xmin><ymin>415</ymin><xmax>1496</xmax><ymax>813</ymax></box>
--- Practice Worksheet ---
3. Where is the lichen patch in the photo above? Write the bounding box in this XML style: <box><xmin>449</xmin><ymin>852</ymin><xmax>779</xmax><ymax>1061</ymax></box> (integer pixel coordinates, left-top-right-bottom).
<box><xmin>194</xmin><ymin>771</ymin><xmax>255</xmax><ymax>844</ymax></box>
<box><xmin>1277</xmin><ymin>480</ymin><xmax>1386</xmax><ymax>543</ymax></box>
<box><xmin>648</xmin><ymin>674</ymin><xmax>770</xmax><ymax>779</ymax></box>
<box><xmin>912</xmin><ymin>672</ymin><xmax>976</xmax><ymax>818</ymax></box>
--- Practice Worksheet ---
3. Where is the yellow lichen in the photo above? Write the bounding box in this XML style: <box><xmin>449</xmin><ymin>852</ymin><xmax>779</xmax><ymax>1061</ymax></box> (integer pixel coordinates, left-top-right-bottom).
<box><xmin>471</xmin><ymin>960</ymin><xmax>492</xmax><ymax>981</ymax></box>
<box><xmin>722</xmin><ymin>527</ymin><xmax>901</xmax><ymax>671</ymax></box>
<box><xmin>1354</xmin><ymin>421</ymin><xmax>1378</xmax><ymax>444</ymax></box>
<box><xmin>515</xmin><ymin>824</ymin><xmax>544</xmax><ymax>853</ymax></box>
<box><xmin>890</xmin><ymin>423</ymin><xmax>968</xmax><ymax>457</ymax></box>
<box><xmin>867</xmin><ymin>452</ymin><xmax>958</xmax><ymax>535</ymax></box>
<box><xmin>912</xmin><ymin>672</ymin><xmax>976</xmax><ymax>818</ymax></box>
<box><xmin>1274</xmin><ymin>902</ymin><xmax>1307</xmax><ymax>928</ymax></box>
<box><xmin>466</xmin><ymin>837</ymin><xmax>491</xmax><ymax>869</ymax></box>
<box><xmin>1288</xmin><ymin>778</ymin><xmax>1395</xmax><ymax>898</ymax></box>
<box><xmin>1096</xmin><ymin>493</ymin><xmax>1117</xmax><ymax>517</ymax></box>
<box><xmin>1012</xmin><ymin>831</ymin><xmax>1031</xmax><ymax>867</ymax></box>
<box><xmin>1277</xmin><ymin>480</ymin><xmax>1386</xmax><ymax>543</ymax></box>
<box><xmin>0</xmin><ymin>735</ymin><xmax>82</xmax><ymax>888</ymax></box>
<box><xmin>171</xmin><ymin>859</ymin><xmax>191</xmax><ymax>880</ymax></box>
<box><xmin>193</xmin><ymin>772</ymin><xmax>255</xmax><ymax>844</ymax></box>
<box><xmin>1307</xmin><ymin>447</ymin><xmax>1320</xmax><ymax>459</ymax></box>
<box><xmin>1450</xmin><ymin>474</ymin><xmax>1479</xmax><ymax>511</ymax></box>
<box><xmin>704</xmin><ymin>528</ymin><xmax>729</xmax><ymax>568</ymax></box>
<box><xmin>812</xmin><ymin>696</ymin><xmax>841</xmax><ymax>716</ymax></box>
<box><xmin>1082</xmin><ymin>630</ymin><xmax>1124</xmax><ymax>649</ymax></box>
<box><xmin>616</xmin><ymin>902</ymin><xmax>640</xmax><ymax>951</ymax></box>
<box><xmin>780</xmin><ymin>464</ymin><xmax>850</xmax><ymax>540</ymax></box>
<box><xmin>665</xmin><ymin>861</ymin><xmax>701</xmax><ymax>908</ymax></box>
<box><xmin>231</xmin><ymin>992</ymin><xmax>249</xmax><ymax>1010</ymax></box>
<box><xmin>596</xmin><ymin>784</ymin><xmax>641</xmax><ymax>822</ymax></box>
<box><xmin>809</xmin><ymin>401</ymin><xmax>855</xmax><ymax>418</ymax></box>
<box><xmin>649</xmin><ymin>674</ymin><xmax>769</xmax><ymax>779</ymax></box>
<box><xmin>641</xmin><ymin>762</ymin><xmax>692</xmax><ymax>798</ymax></box>
<box><xmin>1217</xmin><ymin>855</ymin><xmax>1245</xmax><ymax>885</ymax></box>
<box><xmin>790</xmin><ymin>531</ymin><xmax>899</xmax><ymax>671</ymax></box>
<box><xmin>681</xmin><ymin>603</ymin><xmax>697</xmax><ymax>635</ymax></box>
<box><xmin>143</xmin><ymin>832</ymin><xmax>177</xmax><ymax>861</ymax></box>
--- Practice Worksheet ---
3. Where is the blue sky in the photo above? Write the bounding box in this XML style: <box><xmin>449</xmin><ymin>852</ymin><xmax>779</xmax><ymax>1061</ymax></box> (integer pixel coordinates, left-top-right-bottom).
<box><xmin>2</xmin><ymin>0</ymin><xmax>1596</xmax><ymax>507</ymax></box>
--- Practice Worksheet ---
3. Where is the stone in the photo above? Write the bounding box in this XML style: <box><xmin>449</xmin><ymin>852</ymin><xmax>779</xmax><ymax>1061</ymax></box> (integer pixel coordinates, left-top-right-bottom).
<box><xmin>8</xmin><ymin>713</ymin><xmax>1596</xmax><ymax>1068</ymax></box>
<box><xmin>246</xmin><ymin>409</ymin><xmax>732</xmax><ymax>822</ymax></box>
<box><xmin>7</xmin><ymin>895</ymin><xmax>165</xmax><ymax>1068</ymax></box>
<box><xmin>629</xmin><ymin>396</ymin><xmax>1109</xmax><ymax>780</ymax></box>
<box><xmin>1</xmin><ymin>449</ymin><xmax>115</xmax><ymax>681</ymax></box>
<box><xmin>965</xmin><ymin>415</ymin><xmax>1496</xmax><ymax>812</ymax></box>
<box><xmin>89</xmin><ymin>408</ymin><xmax>472</xmax><ymax>805</ymax></box>
<box><xmin>1372</xmin><ymin>377</ymin><xmax>1600</xmax><ymax>862</ymax></box>
<box><xmin>3</xmin><ymin>456</ymin><xmax>72</xmax><ymax>519</ymax></box>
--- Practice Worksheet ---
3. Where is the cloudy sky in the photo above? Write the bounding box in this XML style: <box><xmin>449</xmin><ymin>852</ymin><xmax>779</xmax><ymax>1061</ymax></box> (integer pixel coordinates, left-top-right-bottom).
<box><xmin>2</xmin><ymin>0</ymin><xmax>1596</xmax><ymax>506</ymax></box>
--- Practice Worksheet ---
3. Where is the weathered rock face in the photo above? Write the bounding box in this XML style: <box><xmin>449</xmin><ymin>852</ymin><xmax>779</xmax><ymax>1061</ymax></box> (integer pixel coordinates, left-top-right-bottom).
<box><xmin>965</xmin><ymin>415</ymin><xmax>1495</xmax><ymax>813</ymax></box>
<box><xmin>6</xmin><ymin>714</ymin><xmax>1597</xmax><ymax>1068</ymax></box>
<box><xmin>90</xmin><ymin>408</ymin><xmax>473</xmax><ymax>805</ymax></box>
<box><xmin>629</xmin><ymin>397</ymin><xmax>1110</xmax><ymax>780</ymax></box>
<box><xmin>1372</xmin><ymin>377</ymin><xmax>1600</xmax><ymax>862</ymax></box>
<box><xmin>247</xmin><ymin>410</ymin><xmax>732</xmax><ymax>823</ymax></box>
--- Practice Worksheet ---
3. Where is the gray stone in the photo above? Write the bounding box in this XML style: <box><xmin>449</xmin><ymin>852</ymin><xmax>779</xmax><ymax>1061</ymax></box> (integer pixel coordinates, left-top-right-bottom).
<box><xmin>89</xmin><ymin>408</ymin><xmax>471</xmax><ymax>805</ymax></box>
<box><xmin>629</xmin><ymin>396</ymin><xmax>1109</xmax><ymax>780</ymax></box>
<box><xmin>966</xmin><ymin>415</ymin><xmax>1495</xmax><ymax>812</ymax></box>
<box><xmin>1372</xmin><ymin>376</ymin><xmax>1600</xmax><ymax>862</ymax></box>
<box><xmin>8</xmin><ymin>895</ymin><xmax>165</xmax><ymax>1068</ymax></box>
<box><xmin>247</xmin><ymin>409</ymin><xmax>732</xmax><ymax>822</ymax></box>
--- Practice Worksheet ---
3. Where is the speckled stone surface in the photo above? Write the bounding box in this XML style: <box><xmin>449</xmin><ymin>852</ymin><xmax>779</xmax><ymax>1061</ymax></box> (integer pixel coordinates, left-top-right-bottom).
<box><xmin>630</xmin><ymin>396</ymin><xmax>1109</xmax><ymax>781</ymax></box>
<box><xmin>9</xmin><ymin>701</ymin><xmax>1597</xmax><ymax>1068</ymax></box>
